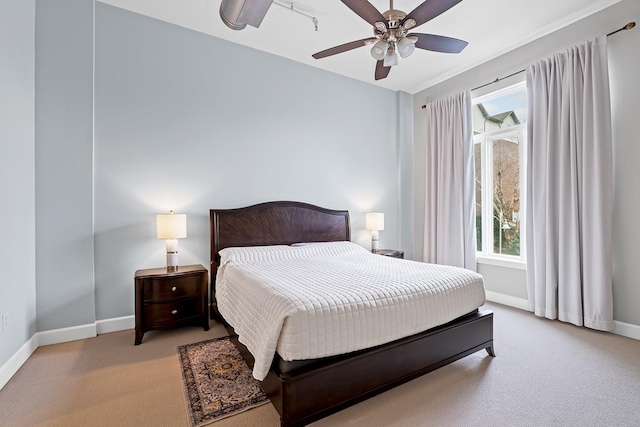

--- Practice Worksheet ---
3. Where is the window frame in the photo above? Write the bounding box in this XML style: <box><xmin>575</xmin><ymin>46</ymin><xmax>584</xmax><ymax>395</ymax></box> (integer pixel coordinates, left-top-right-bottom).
<box><xmin>472</xmin><ymin>82</ymin><xmax>526</xmax><ymax>265</ymax></box>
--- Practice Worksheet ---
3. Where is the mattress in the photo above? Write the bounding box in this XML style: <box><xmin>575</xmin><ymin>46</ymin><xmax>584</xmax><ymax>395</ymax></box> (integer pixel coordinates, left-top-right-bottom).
<box><xmin>215</xmin><ymin>241</ymin><xmax>486</xmax><ymax>380</ymax></box>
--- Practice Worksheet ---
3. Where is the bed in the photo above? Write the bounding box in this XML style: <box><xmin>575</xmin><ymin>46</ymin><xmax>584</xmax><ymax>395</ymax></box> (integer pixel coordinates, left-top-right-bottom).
<box><xmin>210</xmin><ymin>201</ymin><xmax>494</xmax><ymax>427</ymax></box>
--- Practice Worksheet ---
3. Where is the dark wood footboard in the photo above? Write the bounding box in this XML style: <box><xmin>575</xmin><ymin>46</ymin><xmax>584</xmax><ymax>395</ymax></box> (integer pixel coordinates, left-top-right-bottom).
<box><xmin>222</xmin><ymin>309</ymin><xmax>494</xmax><ymax>427</ymax></box>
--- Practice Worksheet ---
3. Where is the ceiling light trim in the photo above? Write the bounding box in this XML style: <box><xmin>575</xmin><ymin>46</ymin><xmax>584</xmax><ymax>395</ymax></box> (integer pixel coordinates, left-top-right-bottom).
<box><xmin>411</xmin><ymin>0</ymin><xmax>625</xmax><ymax>93</ymax></box>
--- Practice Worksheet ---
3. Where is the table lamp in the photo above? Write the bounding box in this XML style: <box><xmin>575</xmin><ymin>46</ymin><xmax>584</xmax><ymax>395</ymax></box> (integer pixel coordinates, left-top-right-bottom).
<box><xmin>366</xmin><ymin>212</ymin><xmax>384</xmax><ymax>253</ymax></box>
<box><xmin>156</xmin><ymin>211</ymin><xmax>187</xmax><ymax>271</ymax></box>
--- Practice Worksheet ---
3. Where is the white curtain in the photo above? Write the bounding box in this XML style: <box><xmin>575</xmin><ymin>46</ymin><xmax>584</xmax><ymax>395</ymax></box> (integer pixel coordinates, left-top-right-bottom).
<box><xmin>423</xmin><ymin>90</ymin><xmax>476</xmax><ymax>270</ymax></box>
<box><xmin>525</xmin><ymin>36</ymin><xmax>613</xmax><ymax>331</ymax></box>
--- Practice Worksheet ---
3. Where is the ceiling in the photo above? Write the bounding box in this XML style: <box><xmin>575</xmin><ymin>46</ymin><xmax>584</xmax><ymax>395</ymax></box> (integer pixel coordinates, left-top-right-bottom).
<box><xmin>97</xmin><ymin>0</ymin><xmax>623</xmax><ymax>94</ymax></box>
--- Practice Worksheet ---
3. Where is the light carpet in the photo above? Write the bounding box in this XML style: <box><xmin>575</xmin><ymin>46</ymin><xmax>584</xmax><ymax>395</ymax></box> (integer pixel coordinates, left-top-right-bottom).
<box><xmin>1</xmin><ymin>303</ymin><xmax>640</xmax><ymax>426</ymax></box>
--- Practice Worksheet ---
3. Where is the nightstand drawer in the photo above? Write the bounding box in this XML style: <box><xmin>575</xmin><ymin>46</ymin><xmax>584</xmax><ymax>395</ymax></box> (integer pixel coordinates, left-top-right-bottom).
<box><xmin>134</xmin><ymin>264</ymin><xmax>209</xmax><ymax>345</ymax></box>
<box><xmin>144</xmin><ymin>298</ymin><xmax>201</xmax><ymax>327</ymax></box>
<box><xmin>143</xmin><ymin>275</ymin><xmax>201</xmax><ymax>302</ymax></box>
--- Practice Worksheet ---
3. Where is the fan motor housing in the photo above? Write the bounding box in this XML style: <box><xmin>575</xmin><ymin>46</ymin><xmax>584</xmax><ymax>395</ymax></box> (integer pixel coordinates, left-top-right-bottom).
<box><xmin>383</xmin><ymin>9</ymin><xmax>406</xmax><ymax>29</ymax></box>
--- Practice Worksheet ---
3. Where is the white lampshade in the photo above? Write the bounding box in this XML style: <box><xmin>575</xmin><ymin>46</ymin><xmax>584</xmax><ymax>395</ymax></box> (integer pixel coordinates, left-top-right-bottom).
<box><xmin>157</xmin><ymin>211</ymin><xmax>187</xmax><ymax>271</ymax></box>
<box><xmin>156</xmin><ymin>212</ymin><xmax>187</xmax><ymax>239</ymax></box>
<box><xmin>383</xmin><ymin>50</ymin><xmax>398</xmax><ymax>67</ymax></box>
<box><xmin>370</xmin><ymin>40</ymin><xmax>388</xmax><ymax>60</ymax></box>
<box><xmin>366</xmin><ymin>212</ymin><xmax>385</xmax><ymax>231</ymax></box>
<box><xmin>397</xmin><ymin>37</ymin><xmax>415</xmax><ymax>58</ymax></box>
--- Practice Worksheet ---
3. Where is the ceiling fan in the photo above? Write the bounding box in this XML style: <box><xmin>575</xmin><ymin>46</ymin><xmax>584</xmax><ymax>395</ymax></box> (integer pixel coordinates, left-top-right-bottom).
<box><xmin>312</xmin><ymin>0</ymin><xmax>468</xmax><ymax>80</ymax></box>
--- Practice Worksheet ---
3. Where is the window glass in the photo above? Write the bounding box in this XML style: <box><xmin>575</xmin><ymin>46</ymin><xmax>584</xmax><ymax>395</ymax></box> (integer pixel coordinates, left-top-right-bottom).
<box><xmin>474</xmin><ymin>142</ymin><xmax>482</xmax><ymax>251</ymax></box>
<box><xmin>491</xmin><ymin>135</ymin><xmax>520</xmax><ymax>255</ymax></box>
<box><xmin>472</xmin><ymin>82</ymin><xmax>525</xmax><ymax>260</ymax></box>
<box><xmin>472</xmin><ymin>90</ymin><xmax>527</xmax><ymax>134</ymax></box>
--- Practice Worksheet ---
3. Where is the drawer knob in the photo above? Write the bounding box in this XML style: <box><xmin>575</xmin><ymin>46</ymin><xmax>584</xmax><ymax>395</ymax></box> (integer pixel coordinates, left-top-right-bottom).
<box><xmin>171</xmin><ymin>286</ymin><xmax>177</xmax><ymax>292</ymax></box>
<box><xmin>172</xmin><ymin>310</ymin><xmax>178</xmax><ymax>315</ymax></box>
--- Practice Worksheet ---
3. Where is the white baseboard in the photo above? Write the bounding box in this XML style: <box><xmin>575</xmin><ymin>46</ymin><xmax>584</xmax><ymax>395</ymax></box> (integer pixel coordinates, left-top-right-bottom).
<box><xmin>0</xmin><ymin>315</ymin><xmax>134</xmax><ymax>390</ymax></box>
<box><xmin>612</xmin><ymin>320</ymin><xmax>640</xmax><ymax>341</ymax></box>
<box><xmin>2</xmin><ymin>299</ymin><xmax>639</xmax><ymax>391</ymax></box>
<box><xmin>96</xmin><ymin>315</ymin><xmax>134</xmax><ymax>335</ymax></box>
<box><xmin>485</xmin><ymin>291</ymin><xmax>640</xmax><ymax>341</ymax></box>
<box><xmin>37</xmin><ymin>323</ymin><xmax>97</xmax><ymax>347</ymax></box>
<box><xmin>485</xmin><ymin>290</ymin><xmax>529</xmax><ymax>311</ymax></box>
<box><xmin>0</xmin><ymin>334</ymin><xmax>39</xmax><ymax>390</ymax></box>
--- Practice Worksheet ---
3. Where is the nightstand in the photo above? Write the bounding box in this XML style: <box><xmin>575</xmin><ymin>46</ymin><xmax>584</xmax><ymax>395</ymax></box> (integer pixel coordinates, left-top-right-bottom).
<box><xmin>134</xmin><ymin>264</ymin><xmax>209</xmax><ymax>345</ymax></box>
<box><xmin>375</xmin><ymin>249</ymin><xmax>404</xmax><ymax>259</ymax></box>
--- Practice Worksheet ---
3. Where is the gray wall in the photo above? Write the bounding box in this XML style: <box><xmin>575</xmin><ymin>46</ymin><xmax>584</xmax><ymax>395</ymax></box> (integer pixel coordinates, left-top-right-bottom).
<box><xmin>413</xmin><ymin>0</ymin><xmax>640</xmax><ymax>327</ymax></box>
<box><xmin>0</xmin><ymin>0</ymin><xmax>37</xmax><ymax>367</ymax></box>
<box><xmin>35</xmin><ymin>0</ymin><xmax>95</xmax><ymax>331</ymax></box>
<box><xmin>5</xmin><ymin>0</ymin><xmax>636</xmax><ymax>368</ymax></box>
<box><xmin>397</xmin><ymin>91</ymin><xmax>414</xmax><ymax>261</ymax></box>
<box><xmin>93</xmin><ymin>4</ymin><xmax>403</xmax><ymax>320</ymax></box>
<box><xmin>609</xmin><ymin>11</ymin><xmax>640</xmax><ymax>328</ymax></box>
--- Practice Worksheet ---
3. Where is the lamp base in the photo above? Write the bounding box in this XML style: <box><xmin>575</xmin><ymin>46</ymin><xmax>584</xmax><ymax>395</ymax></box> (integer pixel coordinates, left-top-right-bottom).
<box><xmin>166</xmin><ymin>252</ymin><xmax>178</xmax><ymax>272</ymax></box>
<box><xmin>371</xmin><ymin>239</ymin><xmax>380</xmax><ymax>253</ymax></box>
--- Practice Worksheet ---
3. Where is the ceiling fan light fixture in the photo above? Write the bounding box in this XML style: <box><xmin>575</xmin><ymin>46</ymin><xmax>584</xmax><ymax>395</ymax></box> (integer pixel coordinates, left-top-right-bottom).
<box><xmin>383</xmin><ymin>50</ymin><xmax>398</xmax><ymax>67</ymax></box>
<box><xmin>397</xmin><ymin>37</ymin><xmax>415</xmax><ymax>58</ymax></box>
<box><xmin>370</xmin><ymin>40</ymin><xmax>388</xmax><ymax>60</ymax></box>
<box><xmin>311</xmin><ymin>0</ymin><xmax>468</xmax><ymax>81</ymax></box>
<box><xmin>374</xmin><ymin>21</ymin><xmax>388</xmax><ymax>33</ymax></box>
<box><xmin>402</xmin><ymin>18</ymin><xmax>416</xmax><ymax>31</ymax></box>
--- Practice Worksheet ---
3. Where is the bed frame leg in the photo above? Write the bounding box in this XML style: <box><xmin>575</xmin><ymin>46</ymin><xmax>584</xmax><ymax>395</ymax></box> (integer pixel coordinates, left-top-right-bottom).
<box><xmin>486</xmin><ymin>345</ymin><xmax>496</xmax><ymax>357</ymax></box>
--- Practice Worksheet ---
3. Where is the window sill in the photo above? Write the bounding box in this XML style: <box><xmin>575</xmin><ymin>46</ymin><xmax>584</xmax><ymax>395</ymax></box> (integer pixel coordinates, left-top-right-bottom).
<box><xmin>477</xmin><ymin>256</ymin><xmax>526</xmax><ymax>270</ymax></box>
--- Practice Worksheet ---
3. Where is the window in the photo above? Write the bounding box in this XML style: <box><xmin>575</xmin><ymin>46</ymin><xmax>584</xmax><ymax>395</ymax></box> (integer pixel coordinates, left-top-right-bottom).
<box><xmin>473</xmin><ymin>82</ymin><xmax>526</xmax><ymax>260</ymax></box>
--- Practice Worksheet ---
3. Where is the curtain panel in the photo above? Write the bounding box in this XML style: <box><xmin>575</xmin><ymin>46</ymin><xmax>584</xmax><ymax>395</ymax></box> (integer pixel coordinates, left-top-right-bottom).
<box><xmin>423</xmin><ymin>90</ymin><xmax>476</xmax><ymax>270</ymax></box>
<box><xmin>525</xmin><ymin>36</ymin><xmax>613</xmax><ymax>331</ymax></box>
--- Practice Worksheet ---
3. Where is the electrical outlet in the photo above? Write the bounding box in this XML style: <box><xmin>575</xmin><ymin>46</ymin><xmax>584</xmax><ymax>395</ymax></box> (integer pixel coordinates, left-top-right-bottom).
<box><xmin>1</xmin><ymin>313</ymin><xmax>7</xmax><ymax>331</ymax></box>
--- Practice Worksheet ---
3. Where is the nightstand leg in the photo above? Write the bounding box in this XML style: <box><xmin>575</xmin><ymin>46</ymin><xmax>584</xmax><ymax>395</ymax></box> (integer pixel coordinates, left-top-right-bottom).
<box><xmin>135</xmin><ymin>330</ymin><xmax>144</xmax><ymax>345</ymax></box>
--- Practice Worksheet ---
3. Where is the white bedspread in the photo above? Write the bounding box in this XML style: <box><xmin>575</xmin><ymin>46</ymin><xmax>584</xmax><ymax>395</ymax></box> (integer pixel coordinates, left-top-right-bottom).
<box><xmin>215</xmin><ymin>241</ymin><xmax>486</xmax><ymax>380</ymax></box>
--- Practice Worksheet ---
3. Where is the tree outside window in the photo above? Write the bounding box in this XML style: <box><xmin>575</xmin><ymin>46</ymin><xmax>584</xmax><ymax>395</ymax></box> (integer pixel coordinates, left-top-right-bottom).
<box><xmin>472</xmin><ymin>83</ymin><xmax>526</xmax><ymax>258</ymax></box>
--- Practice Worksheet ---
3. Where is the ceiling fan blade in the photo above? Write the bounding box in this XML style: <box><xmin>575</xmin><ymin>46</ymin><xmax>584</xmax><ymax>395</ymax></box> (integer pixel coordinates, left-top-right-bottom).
<box><xmin>312</xmin><ymin>37</ymin><xmax>376</xmax><ymax>59</ymax></box>
<box><xmin>410</xmin><ymin>33</ymin><xmax>468</xmax><ymax>53</ymax></box>
<box><xmin>341</xmin><ymin>0</ymin><xmax>386</xmax><ymax>27</ymax></box>
<box><xmin>402</xmin><ymin>0</ymin><xmax>463</xmax><ymax>28</ymax></box>
<box><xmin>375</xmin><ymin>60</ymin><xmax>391</xmax><ymax>80</ymax></box>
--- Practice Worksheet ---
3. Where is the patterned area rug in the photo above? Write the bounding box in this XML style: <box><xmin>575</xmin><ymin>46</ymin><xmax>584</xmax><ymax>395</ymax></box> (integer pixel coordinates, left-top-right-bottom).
<box><xmin>177</xmin><ymin>337</ymin><xmax>269</xmax><ymax>427</ymax></box>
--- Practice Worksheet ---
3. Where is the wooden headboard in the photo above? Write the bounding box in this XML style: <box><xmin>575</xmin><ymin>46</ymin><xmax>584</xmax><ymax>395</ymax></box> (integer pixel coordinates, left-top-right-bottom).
<box><xmin>209</xmin><ymin>201</ymin><xmax>351</xmax><ymax>273</ymax></box>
